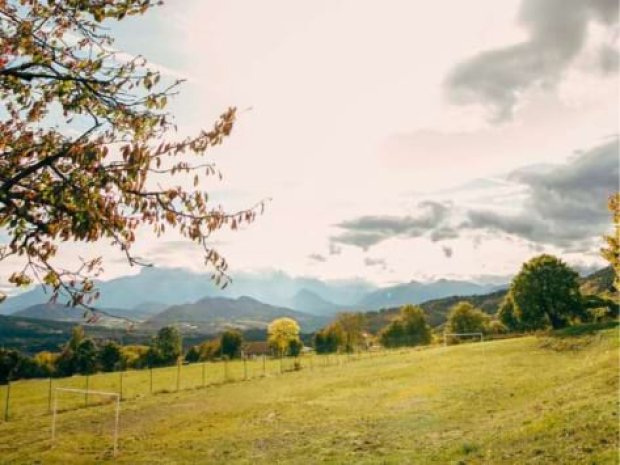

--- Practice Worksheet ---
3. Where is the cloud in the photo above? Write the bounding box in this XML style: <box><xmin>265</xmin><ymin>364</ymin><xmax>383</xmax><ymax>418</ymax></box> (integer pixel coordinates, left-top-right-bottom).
<box><xmin>363</xmin><ymin>257</ymin><xmax>387</xmax><ymax>268</ymax></box>
<box><xmin>442</xmin><ymin>246</ymin><xmax>454</xmax><ymax>258</ymax></box>
<box><xmin>308</xmin><ymin>253</ymin><xmax>327</xmax><ymax>263</ymax></box>
<box><xmin>465</xmin><ymin>138</ymin><xmax>619</xmax><ymax>247</ymax></box>
<box><xmin>332</xmin><ymin>138</ymin><xmax>618</xmax><ymax>255</ymax></box>
<box><xmin>431</xmin><ymin>227</ymin><xmax>460</xmax><ymax>242</ymax></box>
<box><xmin>445</xmin><ymin>0</ymin><xmax>619</xmax><ymax>121</ymax></box>
<box><xmin>331</xmin><ymin>201</ymin><xmax>451</xmax><ymax>249</ymax></box>
<box><xmin>328</xmin><ymin>242</ymin><xmax>342</xmax><ymax>256</ymax></box>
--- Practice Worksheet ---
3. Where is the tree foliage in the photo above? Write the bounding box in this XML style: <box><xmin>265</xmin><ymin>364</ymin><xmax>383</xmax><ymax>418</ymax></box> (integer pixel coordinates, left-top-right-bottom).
<box><xmin>184</xmin><ymin>345</ymin><xmax>201</xmax><ymax>363</ymax></box>
<box><xmin>601</xmin><ymin>193</ymin><xmax>620</xmax><ymax>291</ymax></box>
<box><xmin>333</xmin><ymin>312</ymin><xmax>366</xmax><ymax>353</ymax></box>
<box><xmin>0</xmin><ymin>0</ymin><xmax>263</xmax><ymax>309</ymax></box>
<box><xmin>98</xmin><ymin>340</ymin><xmax>124</xmax><ymax>371</ymax></box>
<box><xmin>220</xmin><ymin>329</ymin><xmax>243</xmax><ymax>359</ymax></box>
<box><xmin>445</xmin><ymin>301</ymin><xmax>488</xmax><ymax>336</ymax></box>
<box><xmin>497</xmin><ymin>296</ymin><xmax>521</xmax><ymax>332</ymax></box>
<box><xmin>510</xmin><ymin>254</ymin><xmax>583</xmax><ymax>330</ymax></box>
<box><xmin>313</xmin><ymin>324</ymin><xmax>343</xmax><ymax>354</ymax></box>
<box><xmin>379</xmin><ymin>304</ymin><xmax>431</xmax><ymax>348</ymax></box>
<box><xmin>267</xmin><ymin>318</ymin><xmax>301</xmax><ymax>356</ymax></box>
<box><xmin>55</xmin><ymin>326</ymin><xmax>100</xmax><ymax>375</ymax></box>
<box><xmin>148</xmin><ymin>326</ymin><xmax>182</xmax><ymax>366</ymax></box>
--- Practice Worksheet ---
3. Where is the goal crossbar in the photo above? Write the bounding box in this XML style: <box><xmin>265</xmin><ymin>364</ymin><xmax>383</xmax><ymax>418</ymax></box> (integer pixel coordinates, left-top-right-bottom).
<box><xmin>443</xmin><ymin>332</ymin><xmax>484</xmax><ymax>346</ymax></box>
<box><xmin>51</xmin><ymin>387</ymin><xmax>120</xmax><ymax>457</ymax></box>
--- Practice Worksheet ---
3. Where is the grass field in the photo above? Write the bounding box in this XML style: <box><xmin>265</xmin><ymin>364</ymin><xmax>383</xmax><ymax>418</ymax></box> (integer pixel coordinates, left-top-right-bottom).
<box><xmin>0</xmin><ymin>325</ymin><xmax>618</xmax><ymax>464</ymax></box>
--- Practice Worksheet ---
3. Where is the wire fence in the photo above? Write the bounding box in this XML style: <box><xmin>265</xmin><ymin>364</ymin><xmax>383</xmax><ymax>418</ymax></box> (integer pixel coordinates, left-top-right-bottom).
<box><xmin>0</xmin><ymin>349</ymin><xmax>391</xmax><ymax>422</ymax></box>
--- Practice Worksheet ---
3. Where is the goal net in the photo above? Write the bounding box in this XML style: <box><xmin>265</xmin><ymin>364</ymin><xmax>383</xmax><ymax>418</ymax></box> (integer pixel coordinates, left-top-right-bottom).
<box><xmin>51</xmin><ymin>388</ymin><xmax>121</xmax><ymax>457</ymax></box>
<box><xmin>443</xmin><ymin>332</ymin><xmax>484</xmax><ymax>346</ymax></box>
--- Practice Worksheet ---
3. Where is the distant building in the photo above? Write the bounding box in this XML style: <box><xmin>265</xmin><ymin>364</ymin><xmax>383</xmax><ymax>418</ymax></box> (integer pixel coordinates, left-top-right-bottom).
<box><xmin>242</xmin><ymin>341</ymin><xmax>270</xmax><ymax>358</ymax></box>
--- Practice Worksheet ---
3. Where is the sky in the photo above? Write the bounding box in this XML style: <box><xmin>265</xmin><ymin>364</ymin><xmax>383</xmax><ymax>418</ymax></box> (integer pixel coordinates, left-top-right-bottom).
<box><xmin>3</xmin><ymin>0</ymin><xmax>619</xmax><ymax>289</ymax></box>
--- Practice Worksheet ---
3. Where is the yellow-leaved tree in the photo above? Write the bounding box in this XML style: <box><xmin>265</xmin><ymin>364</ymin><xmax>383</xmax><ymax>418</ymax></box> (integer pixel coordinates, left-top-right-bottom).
<box><xmin>601</xmin><ymin>193</ymin><xmax>620</xmax><ymax>291</ymax></box>
<box><xmin>267</xmin><ymin>318</ymin><xmax>301</xmax><ymax>357</ymax></box>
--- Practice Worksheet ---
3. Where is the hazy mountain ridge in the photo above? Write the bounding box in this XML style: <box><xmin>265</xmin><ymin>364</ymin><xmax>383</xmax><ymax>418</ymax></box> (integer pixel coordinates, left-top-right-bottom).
<box><xmin>143</xmin><ymin>295</ymin><xmax>328</xmax><ymax>332</ymax></box>
<box><xmin>1</xmin><ymin>267</ymin><xmax>510</xmax><ymax>318</ymax></box>
<box><xmin>358</xmin><ymin>279</ymin><xmax>502</xmax><ymax>310</ymax></box>
<box><xmin>0</xmin><ymin>268</ymin><xmax>377</xmax><ymax>316</ymax></box>
<box><xmin>12</xmin><ymin>304</ymin><xmax>131</xmax><ymax>327</ymax></box>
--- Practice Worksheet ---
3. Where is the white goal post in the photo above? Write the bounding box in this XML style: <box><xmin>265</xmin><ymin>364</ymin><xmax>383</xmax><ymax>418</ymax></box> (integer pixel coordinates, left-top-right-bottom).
<box><xmin>51</xmin><ymin>388</ymin><xmax>120</xmax><ymax>458</ymax></box>
<box><xmin>443</xmin><ymin>332</ymin><xmax>484</xmax><ymax>346</ymax></box>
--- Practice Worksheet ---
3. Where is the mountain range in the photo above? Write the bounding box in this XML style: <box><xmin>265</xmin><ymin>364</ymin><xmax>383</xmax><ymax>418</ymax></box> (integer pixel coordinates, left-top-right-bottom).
<box><xmin>0</xmin><ymin>267</ymin><xmax>503</xmax><ymax>320</ymax></box>
<box><xmin>1</xmin><ymin>267</ymin><xmax>612</xmax><ymax>353</ymax></box>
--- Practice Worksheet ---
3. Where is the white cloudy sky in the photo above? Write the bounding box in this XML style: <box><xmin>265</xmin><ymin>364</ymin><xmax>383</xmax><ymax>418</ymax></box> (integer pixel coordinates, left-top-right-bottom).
<box><xmin>4</xmin><ymin>0</ymin><xmax>618</xmax><ymax>288</ymax></box>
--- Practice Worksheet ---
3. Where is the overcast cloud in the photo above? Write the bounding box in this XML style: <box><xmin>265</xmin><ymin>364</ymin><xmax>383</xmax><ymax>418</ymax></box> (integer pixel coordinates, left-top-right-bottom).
<box><xmin>332</xmin><ymin>201</ymin><xmax>452</xmax><ymax>249</ymax></box>
<box><xmin>466</xmin><ymin>138</ymin><xmax>619</xmax><ymax>248</ymax></box>
<box><xmin>446</xmin><ymin>0</ymin><xmax>619</xmax><ymax>121</ymax></box>
<box><xmin>334</xmin><ymin>138</ymin><xmax>618</xmax><ymax>253</ymax></box>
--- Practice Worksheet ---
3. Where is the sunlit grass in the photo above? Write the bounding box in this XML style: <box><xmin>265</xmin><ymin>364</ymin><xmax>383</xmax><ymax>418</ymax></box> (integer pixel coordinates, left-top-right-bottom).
<box><xmin>0</xmin><ymin>328</ymin><xmax>617</xmax><ymax>464</ymax></box>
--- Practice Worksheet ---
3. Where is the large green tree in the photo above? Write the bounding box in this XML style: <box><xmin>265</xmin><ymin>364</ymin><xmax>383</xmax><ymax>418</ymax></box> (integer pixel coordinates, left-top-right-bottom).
<box><xmin>380</xmin><ymin>305</ymin><xmax>431</xmax><ymax>348</ymax></box>
<box><xmin>510</xmin><ymin>254</ymin><xmax>583</xmax><ymax>330</ymax></box>
<box><xmin>0</xmin><ymin>1</ymin><xmax>262</xmax><ymax>309</ymax></box>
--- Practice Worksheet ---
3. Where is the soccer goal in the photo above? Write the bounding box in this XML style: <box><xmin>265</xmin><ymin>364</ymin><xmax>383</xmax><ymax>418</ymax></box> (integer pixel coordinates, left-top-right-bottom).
<box><xmin>443</xmin><ymin>332</ymin><xmax>484</xmax><ymax>346</ymax></box>
<box><xmin>51</xmin><ymin>388</ymin><xmax>121</xmax><ymax>457</ymax></box>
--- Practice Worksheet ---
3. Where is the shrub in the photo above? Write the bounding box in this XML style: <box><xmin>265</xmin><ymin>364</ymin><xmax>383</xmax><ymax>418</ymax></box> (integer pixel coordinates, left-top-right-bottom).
<box><xmin>380</xmin><ymin>305</ymin><xmax>431</xmax><ymax>348</ymax></box>
<box><xmin>445</xmin><ymin>301</ymin><xmax>489</xmax><ymax>336</ymax></box>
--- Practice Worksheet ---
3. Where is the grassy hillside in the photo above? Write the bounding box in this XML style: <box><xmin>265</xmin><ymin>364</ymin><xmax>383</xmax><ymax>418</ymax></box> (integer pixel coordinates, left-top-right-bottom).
<box><xmin>0</xmin><ymin>324</ymin><xmax>617</xmax><ymax>464</ymax></box>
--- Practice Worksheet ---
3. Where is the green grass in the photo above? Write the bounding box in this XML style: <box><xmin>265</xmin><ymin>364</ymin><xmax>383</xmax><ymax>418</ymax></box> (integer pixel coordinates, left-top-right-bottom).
<box><xmin>0</xmin><ymin>328</ymin><xmax>618</xmax><ymax>464</ymax></box>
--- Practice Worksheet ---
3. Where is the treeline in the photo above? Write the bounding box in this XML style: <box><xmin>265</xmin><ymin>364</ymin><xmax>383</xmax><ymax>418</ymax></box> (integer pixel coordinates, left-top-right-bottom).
<box><xmin>0</xmin><ymin>326</ymin><xmax>184</xmax><ymax>384</ymax></box>
<box><xmin>0</xmin><ymin>317</ymin><xmax>306</xmax><ymax>384</ymax></box>
<box><xmin>312</xmin><ymin>253</ymin><xmax>619</xmax><ymax>353</ymax></box>
<box><xmin>2</xmin><ymin>254</ymin><xmax>616</xmax><ymax>384</ymax></box>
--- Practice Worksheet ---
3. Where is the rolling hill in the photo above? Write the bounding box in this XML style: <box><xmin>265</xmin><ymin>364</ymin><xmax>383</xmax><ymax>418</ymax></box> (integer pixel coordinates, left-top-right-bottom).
<box><xmin>143</xmin><ymin>295</ymin><xmax>329</xmax><ymax>333</ymax></box>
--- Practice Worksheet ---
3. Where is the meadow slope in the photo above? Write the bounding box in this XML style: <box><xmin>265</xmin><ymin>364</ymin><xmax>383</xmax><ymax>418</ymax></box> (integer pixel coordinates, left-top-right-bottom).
<box><xmin>0</xmin><ymin>326</ymin><xmax>617</xmax><ymax>464</ymax></box>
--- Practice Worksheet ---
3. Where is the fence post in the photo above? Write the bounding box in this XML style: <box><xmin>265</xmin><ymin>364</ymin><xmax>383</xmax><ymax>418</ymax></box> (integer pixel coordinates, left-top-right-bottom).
<box><xmin>176</xmin><ymin>360</ymin><xmax>181</xmax><ymax>392</ymax></box>
<box><xmin>224</xmin><ymin>359</ymin><xmax>228</xmax><ymax>382</ymax></box>
<box><xmin>119</xmin><ymin>370</ymin><xmax>123</xmax><ymax>401</ymax></box>
<box><xmin>85</xmin><ymin>375</ymin><xmax>89</xmax><ymax>406</ymax></box>
<box><xmin>150</xmin><ymin>366</ymin><xmax>153</xmax><ymax>394</ymax></box>
<box><xmin>262</xmin><ymin>355</ymin><xmax>266</xmax><ymax>377</ymax></box>
<box><xmin>202</xmin><ymin>362</ymin><xmax>206</xmax><ymax>388</ymax></box>
<box><xmin>243</xmin><ymin>357</ymin><xmax>248</xmax><ymax>380</ymax></box>
<box><xmin>48</xmin><ymin>377</ymin><xmax>53</xmax><ymax>414</ymax></box>
<box><xmin>3</xmin><ymin>382</ymin><xmax>10</xmax><ymax>422</ymax></box>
